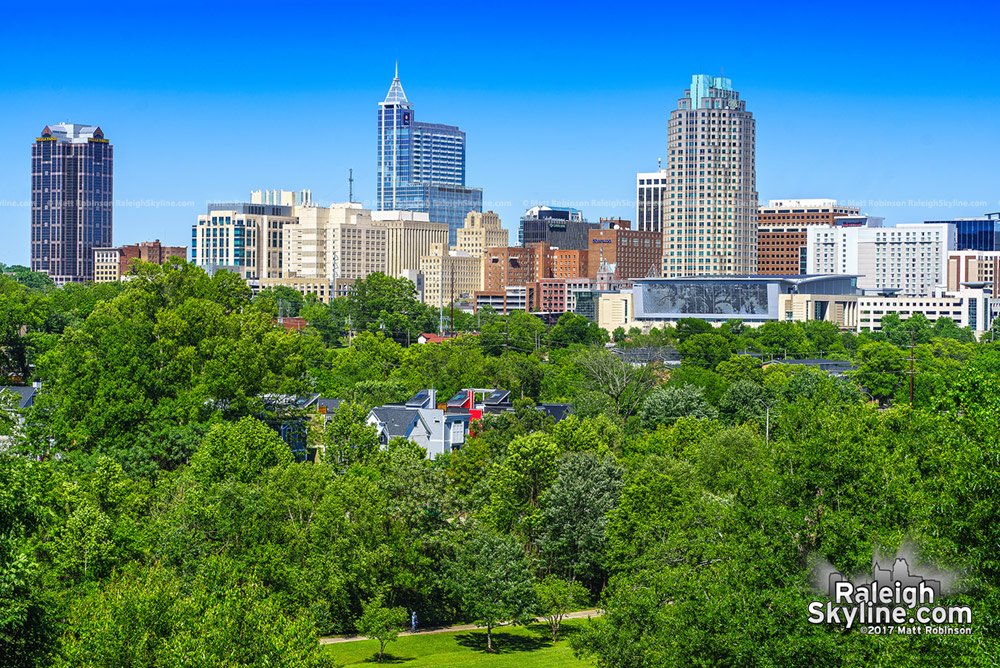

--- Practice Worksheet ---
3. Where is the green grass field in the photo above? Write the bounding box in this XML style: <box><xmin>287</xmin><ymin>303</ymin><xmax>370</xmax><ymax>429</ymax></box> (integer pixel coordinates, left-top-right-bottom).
<box><xmin>323</xmin><ymin>619</ymin><xmax>594</xmax><ymax>667</ymax></box>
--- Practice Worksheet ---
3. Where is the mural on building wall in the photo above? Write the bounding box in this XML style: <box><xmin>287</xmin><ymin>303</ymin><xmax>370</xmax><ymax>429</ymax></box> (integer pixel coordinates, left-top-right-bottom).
<box><xmin>640</xmin><ymin>282</ymin><xmax>769</xmax><ymax>315</ymax></box>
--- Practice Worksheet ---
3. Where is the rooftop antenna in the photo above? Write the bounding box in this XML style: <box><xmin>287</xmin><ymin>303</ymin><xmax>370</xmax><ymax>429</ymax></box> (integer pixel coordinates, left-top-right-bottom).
<box><xmin>348</xmin><ymin>168</ymin><xmax>354</xmax><ymax>202</ymax></box>
<box><xmin>658</xmin><ymin>157</ymin><xmax>662</xmax><ymax>170</ymax></box>
<box><xmin>395</xmin><ymin>60</ymin><xmax>398</xmax><ymax>80</ymax></box>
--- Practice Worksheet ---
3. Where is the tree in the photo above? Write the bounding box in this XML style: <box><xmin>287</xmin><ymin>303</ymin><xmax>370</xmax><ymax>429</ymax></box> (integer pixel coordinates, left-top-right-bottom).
<box><xmin>718</xmin><ymin>380</ymin><xmax>778</xmax><ymax>428</ymax></box>
<box><xmin>677</xmin><ymin>333</ymin><xmax>732</xmax><ymax>370</ymax></box>
<box><xmin>535</xmin><ymin>575</ymin><xmax>588</xmax><ymax>642</ymax></box>
<box><xmin>538</xmin><ymin>453</ymin><xmax>623</xmax><ymax>589</ymax></box>
<box><xmin>577</xmin><ymin>348</ymin><xmax>655</xmax><ymax>420</ymax></box>
<box><xmin>638</xmin><ymin>385</ymin><xmax>717</xmax><ymax>428</ymax></box>
<box><xmin>447</xmin><ymin>532</ymin><xmax>538</xmax><ymax>652</ymax></box>
<box><xmin>485</xmin><ymin>433</ymin><xmax>560</xmax><ymax>542</ymax></box>
<box><xmin>549</xmin><ymin>312</ymin><xmax>606</xmax><ymax>348</ymax></box>
<box><xmin>356</xmin><ymin>592</ymin><xmax>408</xmax><ymax>662</ymax></box>
<box><xmin>189</xmin><ymin>417</ymin><xmax>293</xmax><ymax>484</ymax></box>
<box><xmin>321</xmin><ymin>401</ymin><xmax>381</xmax><ymax>469</ymax></box>
<box><xmin>715</xmin><ymin>354</ymin><xmax>764</xmax><ymax>386</ymax></box>
<box><xmin>852</xmin><ymin>341</ymin><xmax>906</xmax><ymax>405</ymax></box>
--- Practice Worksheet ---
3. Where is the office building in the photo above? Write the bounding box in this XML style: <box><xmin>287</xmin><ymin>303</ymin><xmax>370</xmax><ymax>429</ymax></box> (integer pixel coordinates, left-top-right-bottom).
<box><xmin>454</xmin><ymin>211</ymin><xmax>508</xmax><ymax>255</ymax></box>
<box><xmin>662</xmin><ymin>75</ymin><xmax>757</xmax><ymax>277</ymax></box>
<box><xmin>538</xmin><ymin>277</ymin><xmax>594</xmax><ymax>313</ymax></box>
<box><xmin>636</xmin><ymin>167</ymin><xmax>669</xmax><ymax>232</ymax></box>
<box><xmin>587</xmin><ymin>228</ymin><xmax>662</xmax><ymax>280</ymax></box>
<box><xmin>376</xmin><ymin>66</ymin><xmax>482</xmax><ymax>245</ymax></box>
<box><xmin>483</xmin><ymin>242</ymin><xmax>590</xmax><ymax>293</ymax></box>
<box><xmin>371</xmin><ymin>210</ymin><xmax>449</xmax><ymax>278</ymax></box>
<box><xmin>420</xmin><ymin>243</ymin><xmax>483</xmax><ymax>307</ymax></box>
<box><xmin>925</xmin><ymin>215</ymin><xmax>1000</xmax><ymax>251</ymax></box>
<box><xmin>257</xmin><ymin>277</ymin><xmax>332</xmax><ymax>304</ymax></box>
<box><xmin>93</xmin><ymin>240</ymin><xmax>187</xmax><ymax>282</ymax></box>
<box><xmin>31</xmin><ymin>124</ymin><xmax>113</xmax><ymax>284</ymax></box>
<box><xmin>191</xmin><ymin>202</ymin><xmax>294</xmax><ymax>279</ymax></box>
<box><xmin>283</xmin><ymin>203</ymin><xmax>387</xmax><ymax>281</ymax></box>
<box><xmin>756</xmin><ymin>199</ymin><xmax>862</xmax><ymax>275</ymax></box>
<box><xmin>518</xmin><ymin>206</ymin><xmax>598</xmax><ymax>250</ymax></box>
<box><xmin>806</xmin><ymin>223</ymin><xmax>955</xmax><ymax>296</ymax></box>
<box><xmin>251</xmin><ymin>189</ymin><xmax>312</xmax><ymax>207</ymax></box>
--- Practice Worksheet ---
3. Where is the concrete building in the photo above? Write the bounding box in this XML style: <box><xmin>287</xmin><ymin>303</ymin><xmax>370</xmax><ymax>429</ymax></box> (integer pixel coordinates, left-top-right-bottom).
<box><xmin>857</xmin><ymin>286</ymin><xmax>997</xmax><ymax>335</ymax></box>
<box><xmin>538</xmin><ymin>277</ymin><xmax>595</xmax><ymax>313</ymax></box>
<box><xmin>371</xmin><ymin>210</ymin><xmax>448</xmax><ymax>278</ymax></box>
<box><xmin>31</xmin><ymin>124</ymin><xmax>113</xmax><ymax>284</ymax></box>
<box><xmin>282</xmin><ymin>203</ymin><xmax>387</xmax><ymax>281</ymax></box>
<box><xmin>420</xmin><ymin>243</ymin><xmax>483</xmax><ymax>306</ymax></box>
<box><xmin>454</xmin><ymin>211</ymin><xmax>508</xmax><ymax>255</ymax></box>
<box><xmin>756</xmin><ymin>199</ymin><xmax>862</xmax><ymax>275</ymax></box>
<box><xmin>93</xmin><ymin>240</ymin><xmax>187</xmax><ymax>282</ymax></box>
<box><xmin>587</xmin><ymin>228</ymin><xmax>662</xmax><ymax>280</ymax></box>
<box><xmin>376</xmin><ymin>66</ymin><xmax>482</xmax><ymax>245</ymax></box>
<box><xmin>806</xmin><ymin>223</ymin><xmax>955</xmax><ymax>296</ymax></box>
<box><xmin>474</xmin><ymin>285</ymin><xmax>537</xmax><ymax>314</ymax></box>
<box><xmin>947</xmin><ymin>250</ymin><xmax>1000</xmax><ymax>295</ymax></box>
<box><xmin>518</xmin><ymin>206</ymin><xmax>598</xmax><ymax>250</ymax></box>
<box><xmin>257</xmin><ymin>277</ymin><xmax>332</xmax><ymax>304</ymax></box>
<box><xmin>663</xmin><ymin>75</ymin><xmax>757</xmax><ymax>277</ymax></box>
<box><xmin>636</xmin><ymin>167</ymin><xmax>669</xmax><ymax>233</ymax></box>
<box><xmin>192</xmin><ymin>202</ymin><xmax>293</xmax><ymax>279</ymax></box>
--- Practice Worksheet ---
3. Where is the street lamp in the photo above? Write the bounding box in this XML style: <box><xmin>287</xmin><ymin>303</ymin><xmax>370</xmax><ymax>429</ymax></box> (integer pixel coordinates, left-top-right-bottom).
<box><xmin>756</xmin><ymin>397</ymin><xmax>775</xmax><ymax>446</ymax></box>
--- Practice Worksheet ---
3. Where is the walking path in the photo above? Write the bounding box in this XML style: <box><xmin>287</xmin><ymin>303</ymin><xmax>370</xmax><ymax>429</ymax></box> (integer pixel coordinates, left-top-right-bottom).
<box><xmin>319</xmin><ymin>608</ymin><xmax>602</xmax><ymax>645</ymax></box>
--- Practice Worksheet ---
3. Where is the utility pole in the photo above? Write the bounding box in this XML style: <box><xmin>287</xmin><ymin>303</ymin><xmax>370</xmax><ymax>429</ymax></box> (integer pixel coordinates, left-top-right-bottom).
<box><xmin>909</xmin><ymin>330</ymin><xmax>914</xmax><ymax>406</ymax></box>
<box><xmin>450</xmin><ymin>262</ymin><xmax>455</xmax><ymax>336</ymax></box>
<box><xmin>505</xmin><ymin>317</ymin><xmax>509</xmax><ymax>359</ymax></box>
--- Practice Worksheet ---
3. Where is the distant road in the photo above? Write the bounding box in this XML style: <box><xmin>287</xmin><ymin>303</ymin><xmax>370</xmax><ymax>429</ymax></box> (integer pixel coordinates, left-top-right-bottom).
<box><xmin>319</xmin><ymin>608</ymin><xmax>602</xmax><ymax>645</ymax></box>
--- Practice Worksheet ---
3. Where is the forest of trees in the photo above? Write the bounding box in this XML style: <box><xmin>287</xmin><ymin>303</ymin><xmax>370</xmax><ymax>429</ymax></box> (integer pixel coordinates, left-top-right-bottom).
<box><xmin>0</xmin><ymin>259</ymin><xmax>998</xmax><ymax>666</ymax></box>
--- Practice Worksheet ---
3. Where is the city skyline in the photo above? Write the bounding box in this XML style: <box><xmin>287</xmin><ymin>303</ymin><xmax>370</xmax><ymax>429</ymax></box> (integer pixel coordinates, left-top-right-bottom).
<box><xmin>2</xmin><ymin>1</ymin><xmax>999</xmax><ymax>266</ymax></box>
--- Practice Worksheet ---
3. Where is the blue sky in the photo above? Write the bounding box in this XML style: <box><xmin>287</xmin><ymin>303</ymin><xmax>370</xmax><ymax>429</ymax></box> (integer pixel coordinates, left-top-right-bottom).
<box><xmin>1</xmin><ymin>0</ymin><xmax>998</xmax><ymax>266</ymax></box>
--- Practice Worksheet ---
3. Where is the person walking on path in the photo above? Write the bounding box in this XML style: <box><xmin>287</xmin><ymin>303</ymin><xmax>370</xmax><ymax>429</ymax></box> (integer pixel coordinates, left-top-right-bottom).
<box><xmin>411</xmin><ymin>611</ymin><xmax>417</xmax><ymax>634</ymax></box>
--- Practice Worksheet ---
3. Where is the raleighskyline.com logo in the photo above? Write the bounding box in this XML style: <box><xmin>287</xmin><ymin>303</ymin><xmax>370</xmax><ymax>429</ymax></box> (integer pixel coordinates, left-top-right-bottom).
<box><xmin>808</xmin><ymin>550</ymin><xmax>973</xmax><ymax>636</ymax></box>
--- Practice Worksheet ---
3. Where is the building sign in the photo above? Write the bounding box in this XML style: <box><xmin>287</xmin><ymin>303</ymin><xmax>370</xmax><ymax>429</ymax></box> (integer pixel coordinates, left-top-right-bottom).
<box><xmin>592</xmin><ymin>239</ymin><xmax>612</xmax><ymax>243</ymax></box>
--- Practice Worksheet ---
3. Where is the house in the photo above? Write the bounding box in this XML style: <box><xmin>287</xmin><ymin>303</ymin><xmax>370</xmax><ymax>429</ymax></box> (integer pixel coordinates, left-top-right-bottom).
<box><xmin>367</xmin><ymin>389</ymin><xmax>471</xmax><ymax>459</ymax></box>
<box><xmin>0</xmin><ymin>385</ymin><xmax>37</xmax><ymax>410</ymax></box>
<box><xmin>762</xmin><ymin>358</ymin><xmax>857</xmax><ymax>377</ymax></box>
<box><xmin>417</xmin><ymin>332</ymin><xmax>453</xmax><ymax>344</ymax></box>
<box><xmin>537</xmin><ymin>403</ymin><xmax>573</xmax><ymax>423</ymax></box>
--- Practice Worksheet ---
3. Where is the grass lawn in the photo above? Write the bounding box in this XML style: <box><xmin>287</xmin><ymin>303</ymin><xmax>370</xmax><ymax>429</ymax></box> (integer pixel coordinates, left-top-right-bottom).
<box><xmin>323</xmin><ymin>619</ymin><xmax>594</xmax><ymax>667</ymax></box>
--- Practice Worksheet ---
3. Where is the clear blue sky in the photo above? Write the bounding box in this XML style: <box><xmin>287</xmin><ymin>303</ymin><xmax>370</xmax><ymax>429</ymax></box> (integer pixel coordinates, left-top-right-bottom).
<box><xmin>2</xmin><ymin>0</ymin><xmax>998</xmax><ymax>266</ymax></box>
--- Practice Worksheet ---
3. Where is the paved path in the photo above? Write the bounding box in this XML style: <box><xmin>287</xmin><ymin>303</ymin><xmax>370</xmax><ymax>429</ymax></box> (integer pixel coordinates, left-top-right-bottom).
<box><xmin>319</xmin><ymin>608</ymin><xmax>601</xmax><ymax>645</ymax></box>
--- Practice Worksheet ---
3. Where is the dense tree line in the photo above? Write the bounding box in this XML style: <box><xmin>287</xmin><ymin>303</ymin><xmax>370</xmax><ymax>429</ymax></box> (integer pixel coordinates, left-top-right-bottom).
<box><xmin>0</xmin><ymin>260</ymin><xmax>997</xmax><ymax>665</ymax></box>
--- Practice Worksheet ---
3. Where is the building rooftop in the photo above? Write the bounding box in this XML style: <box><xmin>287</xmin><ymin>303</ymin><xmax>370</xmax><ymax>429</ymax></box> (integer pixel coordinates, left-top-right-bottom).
<box><xmin>39</xmin><ymin>123</ymin><xmax>105</xmax><ymax>142</ymax></box>
<box><xmin>381</xmin><ymin>64</ymin><xmax>410</xmax><ymax>106</ymax></box>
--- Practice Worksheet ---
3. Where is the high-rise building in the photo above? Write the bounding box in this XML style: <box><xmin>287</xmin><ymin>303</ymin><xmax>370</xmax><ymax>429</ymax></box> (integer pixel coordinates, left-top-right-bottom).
<box><xmin>31</xmin><ymin>124</ymin><xmax>113</xmax><ymax>284</ymax></box>
<box><xmin>283</xmin><ymin>203</ymin><xmax>387</xmax><ymax>280</ymax></box>
<box><xmin>806</xmin><ymin>223</ymin><xmax>955</xmax><ymax>296</ymax></box>
<box><xmin>587</xmin><ymin>227</ymin><xmax>662</xmax><ymax>280</ymax></box>
<box><xmin>946</xmin><ymin>250</ymin><xmax>1000</xmax><ymax>295</ymax></box>
<box><xmin>377</xmin><ymin>66</ymin><xmax>483</xmax><ymax>245</ymax></box>
<box><xmin>191</xmin><ymin>202</ymin><xmax>293</xmax><ymax>279</ymax></box>
<box><xmin>371</xmin><ymin>210</ymin><xmax>449</xmax><ymax>278</ymax></box>
<box><xmin>420</xmin><ymin>243</ymin><xmax>483</xmax><ymax>307</ymax></box>
<box><xmin>636</xmin><ymin>167</ymin><xmax>668</xmax><ymax>233</ymax></box>
<box><xmin>662</xmin><ymin>75</ymin><xmax>757</xmax><ymax>277</ymax></box>
<box><xmin>756</xmin><ymin>199</ymin><xmax>862</xmax><ymax>275</ymax></box>
<box><xmin>518</xmin><ymin>206</ymin><xmax>598</xmax><ymax>250</ymax></box>
<box><xmin>93</xmin><ymin>240</ymin><xmax>187</xmax><ymax>282</ymax></box>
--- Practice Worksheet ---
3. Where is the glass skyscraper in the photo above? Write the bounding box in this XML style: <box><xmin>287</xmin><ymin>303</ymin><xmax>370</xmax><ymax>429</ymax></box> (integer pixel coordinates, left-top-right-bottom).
<box><xmin>377</xmin><ymin>67</ymin><xmax>482</xmax><ymax>245</ymax></box>
<box><xmin>31</xmin><ymin>123</ymin><xmax>113</xmax><ymax>284</ymax></box>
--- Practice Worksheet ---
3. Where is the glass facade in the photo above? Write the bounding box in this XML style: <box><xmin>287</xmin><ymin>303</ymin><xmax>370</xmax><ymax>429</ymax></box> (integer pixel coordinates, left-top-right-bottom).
<box><xmin>30</xmin><ymin>124</ymin><xmax>113</xmax><ymax>284</ymax></box>
<box><xmin>926</xmin><ymin>219</ymin><xmax>1000</xmax><ymax>251</ymax></box>
<box><xmin>377</xmin><ymin>73</ymin><xmax>480</xmax><ymax>245</ymax></box>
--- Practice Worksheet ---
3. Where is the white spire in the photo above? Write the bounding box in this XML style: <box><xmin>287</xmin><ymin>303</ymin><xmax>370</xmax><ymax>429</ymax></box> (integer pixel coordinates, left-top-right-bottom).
<box><xmin>382</xmin><ymin>62</ymin><xmax>409</xmax><ymax>106</ymax></box>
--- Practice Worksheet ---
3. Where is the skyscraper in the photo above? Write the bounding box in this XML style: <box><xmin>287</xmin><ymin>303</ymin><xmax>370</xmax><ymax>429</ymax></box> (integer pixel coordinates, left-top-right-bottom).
<box><xmin>31</xmin><ymin>123</ymin><xmax>113</xmax><ymax>284</ymax></box>
<box><xmin>662</xmin><ymin>75</ymin><xmax>757</xmax><ymax>277</ymax></box>
<box><xmin>377</xmin><ymin>66</ymin><xmax>482</xmax><ymax>245</ymax></box>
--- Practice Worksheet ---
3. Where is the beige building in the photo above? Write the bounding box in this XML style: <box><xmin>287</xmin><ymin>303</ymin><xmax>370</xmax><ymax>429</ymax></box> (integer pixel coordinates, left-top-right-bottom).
<box><xmin>455</xmin><ymin>211</ymin><xmax>508</xmax><ymax>255</ymax></box>
<box><xmin>420</xmin><ymin>243</ymin><xmax>483</xmax><ymax>306</ymax></box>
<box><xmin>371</xmin><ymin>210</ymin><xmax>449</xmax><ymax>278</ymax></box>
<box><xmin>93</xmin><ymin>240</ymin><xmax>187</xmax><ymax>283</ymax></box>
<box><xmin>283</xmin><ymin>204</ymin><xmax>387</xmax><ymax>281</ymax></box>
<box><xmin>947</xmin><ymin>250</ymin><xmax>1000</xmax><ymax>295</ymax></box>
<box><xmin>663</xmin><ymin>74</ymin><xmax>757</xmax><ymax>277</ymax></box>
<box><xmin>192</xmin><ymin>203</ymin><xmax>291</xmax><ymax>279</ymax></box>
<box><xmin>258</xmin><ymin>277</ymin><xmax>332</xmax><ymax>304</ymax></box>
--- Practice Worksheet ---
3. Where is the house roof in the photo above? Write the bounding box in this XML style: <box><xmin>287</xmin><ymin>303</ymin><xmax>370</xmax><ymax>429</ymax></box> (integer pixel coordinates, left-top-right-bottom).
<box><xmin>0</xmin><ymin>386</ymin><xmax>36</xmax><ymax>410</ymax></box>
<box><xmin>538</xmin><ymin>403</ymin><xmax>573</xmax><ymax>423</ymax></box>
<box><xmin>370</xmin><ymin>406</ymin><xmax>420</xmax><ymax>438</ymax></box>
